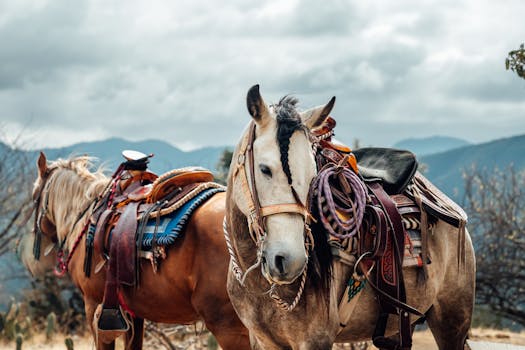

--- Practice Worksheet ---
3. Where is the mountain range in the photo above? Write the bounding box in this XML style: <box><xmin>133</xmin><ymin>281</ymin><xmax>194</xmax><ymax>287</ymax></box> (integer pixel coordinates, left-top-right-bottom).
<box><xmin>420</xmin><ymin>134</ymin><xmax>525</xmax><ymax>198</ymax></box>
<box><xmin>1</xmin><ymin>133</ymin><xmax>524</xmax><ymax>307</ymax></box>
<box><xmin>393</xmin><ymin>136</ymin><xmax>471</xmax><ymax>156</ymax></box>
<box><xmin>2</xmin><ymin>134</ymin><xmax>524</xmax><ymax>199</ymax></box>
<box><xmin>33</xmin><ymin>137</ymin><xmax>230</xmax><ymax>174</ymax></box>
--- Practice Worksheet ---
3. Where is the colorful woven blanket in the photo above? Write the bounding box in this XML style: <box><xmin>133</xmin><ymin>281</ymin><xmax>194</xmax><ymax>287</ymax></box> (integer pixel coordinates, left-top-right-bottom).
<box><xmin>139</xmin><ymin>187</ymin><xmax>224</xmax><ymax>248</ymax></box>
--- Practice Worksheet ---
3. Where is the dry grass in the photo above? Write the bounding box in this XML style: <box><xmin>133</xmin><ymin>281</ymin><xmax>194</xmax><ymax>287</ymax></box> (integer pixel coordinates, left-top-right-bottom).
<box><xmin>1</xmin><ymin>328</ymin><xmax>525</xmax><ymax>350</ymax></box>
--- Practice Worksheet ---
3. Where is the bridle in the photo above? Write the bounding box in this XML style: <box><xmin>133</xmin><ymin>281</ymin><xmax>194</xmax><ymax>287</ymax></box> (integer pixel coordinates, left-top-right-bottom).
<box><xmin>32</xmin><ymin>167</ymin><xmax>57</xmax><ymax>260</ymax></box>
<box><xmin>31</xmin><ymin>166</ymin><xmax>94</xmax><ymax>277</ymax></box>
<box><xmin>224</xmin><ymin>121</ymin><xmax>316</xmax><ymax>311</ymax></box>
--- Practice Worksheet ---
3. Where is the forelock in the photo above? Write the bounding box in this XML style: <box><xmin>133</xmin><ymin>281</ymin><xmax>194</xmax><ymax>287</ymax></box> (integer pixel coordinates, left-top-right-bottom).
<box><xmin>275</xmin><ymin>95</ymin><xmax>305</xmax><ymax>185</ymax></box>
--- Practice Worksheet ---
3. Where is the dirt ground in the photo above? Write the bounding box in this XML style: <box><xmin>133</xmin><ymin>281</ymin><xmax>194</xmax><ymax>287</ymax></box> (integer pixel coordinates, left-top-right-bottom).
<box><xmin>2</xmin><ymin>328</ymin><xmax>525</xmax><ymax>350</ymax></box>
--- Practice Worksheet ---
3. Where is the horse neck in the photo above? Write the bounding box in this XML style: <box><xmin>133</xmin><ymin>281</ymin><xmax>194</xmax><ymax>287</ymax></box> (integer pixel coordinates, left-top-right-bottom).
<box><xmin>48</xmin><ymin>169</ymin><xmax>108</xmax><ymax>251</ymax></box>
<box><xmin>224</xmin><ymin>185</ymin><xmax>258</xmax><ymax>260</ymax></box>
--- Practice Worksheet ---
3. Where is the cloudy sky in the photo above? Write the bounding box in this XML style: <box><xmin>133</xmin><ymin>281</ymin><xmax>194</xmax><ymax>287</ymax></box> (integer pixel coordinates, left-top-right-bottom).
<box><xmin>0</xmin><ymin>0</ymin><xmax>524</xmax><ymax>150</ymax></box>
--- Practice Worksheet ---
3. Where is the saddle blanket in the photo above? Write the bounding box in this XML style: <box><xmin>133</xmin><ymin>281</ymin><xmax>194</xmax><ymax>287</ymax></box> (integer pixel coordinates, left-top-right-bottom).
<box><xmin>139</xmin><ymin>187</ymin><xmax>224</xmax><ymax>249</ymax></box>
<box><xmin>404</xmin><ymin>229</ymin><xmax>423</xmax><ymax>267</ymax></box>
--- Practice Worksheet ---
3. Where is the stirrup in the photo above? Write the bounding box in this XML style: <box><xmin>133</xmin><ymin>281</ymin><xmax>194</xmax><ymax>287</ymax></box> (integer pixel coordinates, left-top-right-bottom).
<box><xmin>93</xmin><ymin>304</ymin><xmax>131</xmax><ymax>344</ymax></box>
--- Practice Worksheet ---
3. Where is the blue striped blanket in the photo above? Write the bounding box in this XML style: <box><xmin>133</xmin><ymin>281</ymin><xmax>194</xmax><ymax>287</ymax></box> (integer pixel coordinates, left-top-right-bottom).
<box><xmin>139</xmin><ymin>187</ymin><xmax>224</xmax><ymax>248</ymax></box>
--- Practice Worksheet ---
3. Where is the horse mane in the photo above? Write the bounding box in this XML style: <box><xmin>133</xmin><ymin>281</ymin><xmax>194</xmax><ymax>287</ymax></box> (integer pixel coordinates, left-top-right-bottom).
<box><xmin>274</xmin><ymin>97</ymin><xmax>333</xmax><ymax>296</ymax></box>
<box><xmin>48</xmin><ymin>156</ymin><xmax>109</xmax><ymax>199</ymax></box>
<box><xmin>45</xmin><ymin>156</ymin><xmax>109</xmax><ymax>247</ymax></box>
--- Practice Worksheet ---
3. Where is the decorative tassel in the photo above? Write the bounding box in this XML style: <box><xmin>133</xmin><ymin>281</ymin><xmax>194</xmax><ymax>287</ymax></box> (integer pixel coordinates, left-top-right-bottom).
<box><xmin>33</xmin><ymin>231</ymin><xmax>42</xmax><ymax>260</ymax></box>
<box><xmin>84</xmin><ymin>223</ymin><xmax>95</xmax><ymax>277</ymax></box>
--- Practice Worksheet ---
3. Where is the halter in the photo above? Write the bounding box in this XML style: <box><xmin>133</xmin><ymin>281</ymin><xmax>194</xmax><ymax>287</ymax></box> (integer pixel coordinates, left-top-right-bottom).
<box><xmin>235</xmin><ymin>122</ymin><xmax>313</xmax><ymax>239</ymax></box>
<box><xmin>225</xmin><ymin>121</ymin><xmax>315</xmax><ymax>311</ymax></box>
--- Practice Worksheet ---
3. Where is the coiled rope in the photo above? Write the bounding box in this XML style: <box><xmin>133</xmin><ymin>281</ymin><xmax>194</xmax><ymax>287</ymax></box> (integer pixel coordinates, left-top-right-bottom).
<box><xmin>311</xmin><ymin>161</ymin><xmax>367</xmax><ymax>239</ymax></box>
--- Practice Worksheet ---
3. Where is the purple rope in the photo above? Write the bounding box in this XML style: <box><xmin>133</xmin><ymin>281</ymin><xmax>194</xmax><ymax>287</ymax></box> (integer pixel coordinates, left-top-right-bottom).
<box><xmin>312</xmin><ymin>165</ymin><xmax>367</xmax><ymax>239</ymax></box>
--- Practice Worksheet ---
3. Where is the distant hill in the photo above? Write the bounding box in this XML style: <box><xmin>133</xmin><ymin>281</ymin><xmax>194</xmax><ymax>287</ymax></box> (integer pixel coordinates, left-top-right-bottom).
<box><xmin>420</xmin><ymin>134</ymin><xmax>525</xmax><ymax>199</ymax></box>
<box><xmin>29</xmin><ymin>137</ymin><xmax>230</xmax><ymax>174</ymax></box>
<box><xmin>1</xmin><ymin>134</ymin><xmax>524</xmax><ymax>305</ymax></box>
<box><xmin>394</xmin><ymin>136</ymin><xmax>471</xmax><ymax>156</ymax></box>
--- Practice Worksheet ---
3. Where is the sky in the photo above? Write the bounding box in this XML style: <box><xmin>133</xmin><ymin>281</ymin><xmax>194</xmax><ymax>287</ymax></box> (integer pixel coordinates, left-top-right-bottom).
<box><xmin>0</xmin><ymin>0</ymin><xmax>524</xmax><ymax>151</ymax></box>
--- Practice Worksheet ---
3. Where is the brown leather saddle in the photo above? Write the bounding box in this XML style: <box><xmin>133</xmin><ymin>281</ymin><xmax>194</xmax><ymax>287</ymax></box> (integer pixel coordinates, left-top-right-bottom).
<box><xmin>88</xmin><ymin>153</ymin><xmax>217</xmax><ymax>343</ymax></box>
<box><xmin>312</xmin><ymin>119</ymin><xmax>466</xmax><ymax>350</ymax></box>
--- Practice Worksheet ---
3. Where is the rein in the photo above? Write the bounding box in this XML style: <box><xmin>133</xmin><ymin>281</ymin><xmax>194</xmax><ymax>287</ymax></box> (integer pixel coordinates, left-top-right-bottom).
<box><xmin>225</xmin><ymin>122</ymin><xmax>314</xmax><ymax>311</ymax></box>
<box><xmin>53</xmin><ymin>201</ymin><xmax>96</xmax><ymax>277</ymax></box>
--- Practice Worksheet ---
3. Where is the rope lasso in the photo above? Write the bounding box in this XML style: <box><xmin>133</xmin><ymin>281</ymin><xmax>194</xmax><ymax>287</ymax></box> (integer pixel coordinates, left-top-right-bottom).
<box><xmin>311</xmin><ymin>160</ymin><xmax>367</xmax><ymax>239</ymax></box>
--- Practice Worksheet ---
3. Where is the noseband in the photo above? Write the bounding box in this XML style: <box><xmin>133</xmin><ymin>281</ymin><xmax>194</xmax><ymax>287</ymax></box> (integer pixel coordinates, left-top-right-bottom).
<box><xmin>225</xmin><ymin>122</ymin><xmax>315</xmax><ymax>311</ymax></box>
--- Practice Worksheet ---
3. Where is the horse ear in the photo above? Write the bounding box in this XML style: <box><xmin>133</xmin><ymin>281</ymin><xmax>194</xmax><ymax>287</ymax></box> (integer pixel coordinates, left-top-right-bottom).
<box><xmin>246</xmin><ymin>84</ymin><xmax>270</xmax><ymax>128</ymax></box>
<box><xmin>37</xmin><ymin>152</ymin><xmax>48</xmax><ymax>178</ymax></box>
<box><xmin>301</xmin><ymin>96</ymin><xmax>336</xmax><ymax>130</ymax></box>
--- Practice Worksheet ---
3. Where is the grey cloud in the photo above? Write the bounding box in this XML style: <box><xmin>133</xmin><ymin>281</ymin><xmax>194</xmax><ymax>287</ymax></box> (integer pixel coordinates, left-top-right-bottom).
<box><xmin>0</xmin><ymin>0</ymin><xmax>115</xmax><ymax>90</ymax></box>
<box><xmin>0</xmin><ymin>0</ymin><xmax>524</xmax><ymax>151</ymax></box>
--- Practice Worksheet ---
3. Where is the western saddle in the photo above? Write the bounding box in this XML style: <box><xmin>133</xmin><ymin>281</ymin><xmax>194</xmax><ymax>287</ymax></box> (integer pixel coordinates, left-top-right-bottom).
<box><xmin>311</xmin><ymin>118</ymin><xmax>467</xmax><ymax>350</ymax></box>
<box><xmin>86</xmin><ymin>151</ymin><xmax>223</xmax><ymax>344</ymax></box>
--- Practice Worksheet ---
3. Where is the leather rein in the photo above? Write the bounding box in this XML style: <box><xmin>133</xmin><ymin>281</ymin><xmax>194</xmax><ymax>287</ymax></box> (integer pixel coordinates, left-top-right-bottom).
<box><xmin>224</xmin><ymin>122</ymin><xmax>315</xmax><ymax>311</ymax></box>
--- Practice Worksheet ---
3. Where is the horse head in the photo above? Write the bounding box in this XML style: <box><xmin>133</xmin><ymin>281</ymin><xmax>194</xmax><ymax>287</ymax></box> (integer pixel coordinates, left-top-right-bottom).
<box><xmin>18</xmin><ymin>152</ymin><xmax>108</xmax><ymax>276</ymax></box>
<box><xmin>229</xmin><ymin>85</ymin><xmax>335</xmax><ymax>285</ymax></box>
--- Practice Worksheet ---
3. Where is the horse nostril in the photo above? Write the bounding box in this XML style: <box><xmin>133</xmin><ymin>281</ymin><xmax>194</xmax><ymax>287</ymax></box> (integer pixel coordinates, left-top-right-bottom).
<box><xmin>275</xmin><ymin>255</ymin><xmax>286</xmax><ymax>275</ymax></box>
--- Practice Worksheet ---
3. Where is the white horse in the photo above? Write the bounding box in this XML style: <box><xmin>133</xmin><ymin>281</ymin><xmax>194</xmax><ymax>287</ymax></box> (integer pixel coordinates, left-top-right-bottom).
<box><xmin>224</xmin><ymin>85</ymin><xmax>475</xmax><ymax>349</ymax></box>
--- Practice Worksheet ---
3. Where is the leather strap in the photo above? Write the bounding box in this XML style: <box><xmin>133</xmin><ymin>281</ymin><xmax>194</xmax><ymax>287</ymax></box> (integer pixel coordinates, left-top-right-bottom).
<box><xmin>260</xmin><ymin>203</ymin><xmax>309</xmax><ymax>217</ymax></box>
<box><xmin>115</xmin><ymin>201</ymin><xmax>140</xmax><ymax>286</ymax></box>
<box><xmin>102</xmin><ymin>201</ymin><xmax>139</xmax><ymax>308</ymax></box>
<box><xmin>368</xmin><ymin>182</ymin><xmax>414</xmax><ymax>349</ymax></box>
<box><xmin>94</xmin><ymin>209</ymin><xmax>114</xmax><ymax>256</ymax></box>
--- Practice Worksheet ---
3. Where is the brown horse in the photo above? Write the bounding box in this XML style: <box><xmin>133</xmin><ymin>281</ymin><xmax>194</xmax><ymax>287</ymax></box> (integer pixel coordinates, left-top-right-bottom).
<box><xmin>18</xmin><ymin>153</ymin><xmax>250</xmax><ymax>350</ymax></box>
<box><xmin>224</xmin><ymin>85</ymin><xmax>475</xmax><ymax>349</ymax></box>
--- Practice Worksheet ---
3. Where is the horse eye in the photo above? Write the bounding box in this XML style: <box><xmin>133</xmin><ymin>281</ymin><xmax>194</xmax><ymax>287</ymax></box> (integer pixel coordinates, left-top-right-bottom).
<box><xmin>259</xmin><ymin>164</ymin><xmax>272</xmax><ymax>177</ymax></box>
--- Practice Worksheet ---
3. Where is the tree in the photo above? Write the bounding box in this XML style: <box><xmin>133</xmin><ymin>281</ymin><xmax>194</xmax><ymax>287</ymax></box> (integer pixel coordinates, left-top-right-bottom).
<box><xmin>0</xmin><ymin>138</ymin><xmax>33</xmax><ymax>258</ymax></box>
<box><xmin>214</xmin><ymin>148</ymin><xmax>233</xmax><ymax>185</ymax></box>
<box><xmin>463</xmin><ymin>165</ymin><xmax>525</xmax><ymax>326</ymax></box>
<box><xmin>505</xmin><ymin>43</ymin><xmax>525</xmax><ymax>80</ymax></box>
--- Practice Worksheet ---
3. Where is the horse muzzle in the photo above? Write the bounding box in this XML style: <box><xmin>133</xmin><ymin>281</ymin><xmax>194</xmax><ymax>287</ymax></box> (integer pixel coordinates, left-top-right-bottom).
<box><xmin>261</xmin><ymin>250</ymin><xmax>307</xmax><ymax>285</ymax></box>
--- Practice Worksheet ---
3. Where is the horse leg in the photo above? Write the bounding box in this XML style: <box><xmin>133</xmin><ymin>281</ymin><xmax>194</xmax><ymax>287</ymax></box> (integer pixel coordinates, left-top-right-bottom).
<box><xmin>201</xmin><ymin>315</ymin><xmax>250</xmax><ymax>350</ymax></box>
<box><xmin>124</xmin><ymin>317</ymin><xmax>144</xmax><ymax>350</ymax></box>
<box><xmin>85</xmin><ymin>299</ymin><xmax>115</xmax><ymax>350</ymax></box>
<box><xmin>426</xmin><ymin>301</ymin><xmax>472</xmax><ymax>350</ymax></box>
